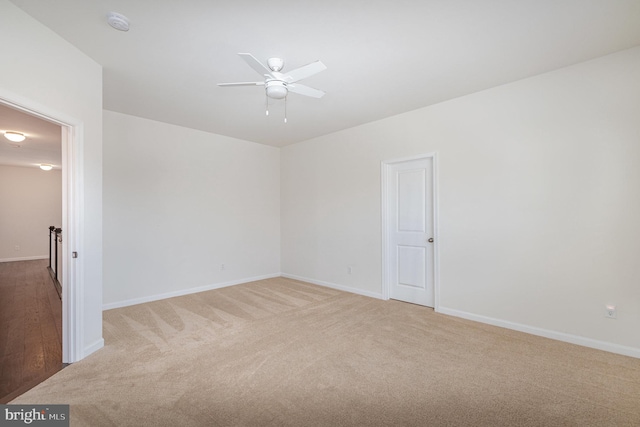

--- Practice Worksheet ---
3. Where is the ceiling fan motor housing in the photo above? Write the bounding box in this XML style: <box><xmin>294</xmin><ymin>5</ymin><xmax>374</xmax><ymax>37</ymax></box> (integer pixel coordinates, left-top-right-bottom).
<box><xmin>267</xmin><ymin>58</ymin><xmax>284</xmax><ymax>72</ymax></box>
<box><xmin>265</xmin><ymin>80</ymin><xmax>287</xmax><ymax>99</ymax></box>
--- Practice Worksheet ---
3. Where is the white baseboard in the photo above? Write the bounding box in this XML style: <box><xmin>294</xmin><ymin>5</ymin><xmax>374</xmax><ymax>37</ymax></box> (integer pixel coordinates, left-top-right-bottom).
<box><xmin>0</xmin><ymin>255</ymin><xmax>48</xmax><ymax>263</ymax></box>
<box><xmin>437</xmin><ymin>306</ymin><xmax>640</xmax><ymax>359</ymax></box>
<box><xmin>102</xmin><ymin>273</ymin><xmax>282</xmax><ymax>311</ymax></box>
<box><xmin>281</xmin><ymin>273</ymin><xmax>384</xmax><ymax>300</ymax></box>
<box><xmin>82</xmin><ymin>338</ymin><xmax>104</xmax><ymax>359</ymax></box>
<box><xmin>101</xmin><ymin>272</ymin><xmax>638</xmax><ymax>359</ymax></box>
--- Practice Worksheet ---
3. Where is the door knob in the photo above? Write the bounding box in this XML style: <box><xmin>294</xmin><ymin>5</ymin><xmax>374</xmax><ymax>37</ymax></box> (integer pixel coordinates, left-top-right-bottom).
<box><xmin>428</xmin><ymin>238</ymin><xmax>434</xmax><ymax>243</ymax></box>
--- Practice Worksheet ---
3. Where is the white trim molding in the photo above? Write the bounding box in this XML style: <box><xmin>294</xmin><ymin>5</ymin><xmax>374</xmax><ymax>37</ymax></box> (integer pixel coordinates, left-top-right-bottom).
<box><xmin>61</xmin><ymin>123</ymin><xmax>87</xmax><ymax>363</ymax></box>
<box><xmin>104</xmin><ymin>273</ymin><xmax>384</xmax><ymax>311</ymax></box>
<box><xmin>0</xmin><ymin>255</ymin><xmax>48</xmax><ymax>263</ymax></box>
<box><xmin>83</xmin><ymin>338</ymin><xmax>105</xmax><ymax>359</ymax></box>
<box><xmin>437</xmin><ymin>306</ymin><xmax>640</xmax><ymax>359</ymax></box>
<box><xmin>281</xmin><ymin>273</ymin><xmax>384</xmax><ymax>300</ymax></box>
<box><xmin>103</xmin><ymin>273</ymin><xmax>282</xmax><ymax>310</ymax></box>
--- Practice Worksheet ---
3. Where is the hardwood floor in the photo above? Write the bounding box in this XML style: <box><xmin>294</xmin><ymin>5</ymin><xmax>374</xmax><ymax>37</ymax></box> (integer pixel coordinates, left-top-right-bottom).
<box><xmin>0</xmin><ymin>259</ymin><xmax>64</xmax><ymax>403</ymax></box>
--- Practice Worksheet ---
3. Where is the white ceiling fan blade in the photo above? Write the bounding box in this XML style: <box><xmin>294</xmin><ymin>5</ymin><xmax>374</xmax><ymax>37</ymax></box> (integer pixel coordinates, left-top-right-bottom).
<box><xmin>238</xmin><ymin>53</ymin><xmax>272</xmax><ymax>77</ymax></box>
<box><xmin>283</xmin><ymin>60</ymin><xmax>327</xmax><ymax>83</ymax></box>
<box><xmin>217</xmin><ymin>82</ymin><xmax>265</xmax><ymax>87</ymax></box>
<box><xmin>287</xmin><ymin>83</ymin><xmax>325</xmax><ymax>98</ymax></box>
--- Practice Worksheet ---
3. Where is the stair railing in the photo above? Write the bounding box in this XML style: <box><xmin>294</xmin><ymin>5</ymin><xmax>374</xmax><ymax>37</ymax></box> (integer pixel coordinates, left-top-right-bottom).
<box><xmin>47</xmin><ymin>225</ymin><xmax>63</xmax><ymax>299</ymax></box>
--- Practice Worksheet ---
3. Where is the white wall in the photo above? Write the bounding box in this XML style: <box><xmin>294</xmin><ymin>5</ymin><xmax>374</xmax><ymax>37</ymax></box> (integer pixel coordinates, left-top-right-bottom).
<box><xmin>0</xmin><ymin>0</ymin><xmax>103</xmax><ymax>359</ymax></box>
<box><xmin>103</xmin><ymin>111</ymin><xmax>280</xmax><ymax>307</ymax></box>
<box><xmin>281</xmin><ymin>47</ymin><xmax>640</xmax><ymax>356</ymax></box>
<box><xmin>0</xmin><ymin>166</ymin><xmax>62</xmax><ymax>261</ymax></box>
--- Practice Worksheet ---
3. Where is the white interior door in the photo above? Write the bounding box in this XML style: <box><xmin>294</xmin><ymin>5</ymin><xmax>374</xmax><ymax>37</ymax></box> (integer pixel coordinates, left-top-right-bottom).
<box><xmin>385</xmin><ymin>156</ymin><xmax>435</xmax><ymax>307</ymax></box>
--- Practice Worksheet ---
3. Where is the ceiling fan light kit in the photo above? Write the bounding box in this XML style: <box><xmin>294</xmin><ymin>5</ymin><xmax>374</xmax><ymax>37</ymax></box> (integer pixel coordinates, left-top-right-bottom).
<box><xmin>218</xmin><ymin>53</ymin><xmax>326</xmax><ymax>122</ymax></box>
<box><xmin>265</xmin><ymin>81</ymin><xmax>288</xmax><ymax>99</ymax></box>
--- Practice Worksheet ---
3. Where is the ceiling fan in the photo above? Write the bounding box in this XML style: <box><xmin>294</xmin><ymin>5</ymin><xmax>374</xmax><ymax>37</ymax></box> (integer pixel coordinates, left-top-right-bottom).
<box><xmin>218</xmin><ymin>53</ymin><xmax>327</xmax><ymax>101</ymax></box>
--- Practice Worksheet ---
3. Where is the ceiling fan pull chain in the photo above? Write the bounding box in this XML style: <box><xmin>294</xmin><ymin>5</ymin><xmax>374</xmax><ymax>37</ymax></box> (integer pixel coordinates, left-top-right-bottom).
<box><xmin>265</xmin><ymin>93</ymin><xmax>269</xmax><ymax>116</ymax></box>
<box><xmin>284</xmin><ymin>95</ymin><xmax>288</xmax><ymax>123</ymax></box>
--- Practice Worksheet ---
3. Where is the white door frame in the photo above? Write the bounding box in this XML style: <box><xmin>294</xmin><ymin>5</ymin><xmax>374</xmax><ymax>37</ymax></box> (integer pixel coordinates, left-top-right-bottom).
<box><xmin>0</xmin><ymin>91</ymin><xmax>84</xmax><ymax>363</ymax></box>
<box><xmin>381</xmin><ymin>152</ymin><xmax>440</xmax><ymax>310</ymax></box>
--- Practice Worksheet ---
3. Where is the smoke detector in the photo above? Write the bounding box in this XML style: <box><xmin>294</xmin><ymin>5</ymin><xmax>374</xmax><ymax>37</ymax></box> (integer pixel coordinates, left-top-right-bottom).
<box><xmin>107</xmin><ymin>12</ymin><xmax>130</xmax><ymax>32</ymax></box>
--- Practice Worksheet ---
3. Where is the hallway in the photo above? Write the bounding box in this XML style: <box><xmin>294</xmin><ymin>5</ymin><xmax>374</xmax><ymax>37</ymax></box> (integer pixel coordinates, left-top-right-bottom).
<box><xmin>0</xmin><ymin>259</ymin><xmax>64</xmax><ymax>402</ymax></box>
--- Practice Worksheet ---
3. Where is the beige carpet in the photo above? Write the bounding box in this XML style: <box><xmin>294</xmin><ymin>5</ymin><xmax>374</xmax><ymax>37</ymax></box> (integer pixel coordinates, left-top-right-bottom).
<box><xmin>10</xmin><ymin>277</ymin><xmax>640</xmax><ymax>426</ymax></box>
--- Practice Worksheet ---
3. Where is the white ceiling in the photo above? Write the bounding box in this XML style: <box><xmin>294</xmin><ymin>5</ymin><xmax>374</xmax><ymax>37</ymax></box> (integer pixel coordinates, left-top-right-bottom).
<box><xmin>7</xmin><ymin>0</ymin><xmax>640</xmax><ymax>148</ymax></box>
<box><xmin>0</xmin><ymin>103</ymin><xmax>61</xmax><ymax>169</ymax></box>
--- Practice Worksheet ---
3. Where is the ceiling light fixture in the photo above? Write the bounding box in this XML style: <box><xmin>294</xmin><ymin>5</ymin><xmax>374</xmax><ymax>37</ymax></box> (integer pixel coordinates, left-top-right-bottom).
<box><xmin>107</xmin><ymin>12</ymin><xmax>130</xmax><ymax>32</ymax></box>
<box><xmin>39</xmin><ymin>164</ymin><xmax>53</xmax><ymax>171</ymax></box>
<box><xmin>4</xmin><ymin>131</ymin><xmax>26</xmax><ymax>143</ymax></box>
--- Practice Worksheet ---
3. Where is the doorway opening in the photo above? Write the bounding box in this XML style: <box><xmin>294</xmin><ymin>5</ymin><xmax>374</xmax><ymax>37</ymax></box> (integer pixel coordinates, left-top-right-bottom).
<box><xmin>0</xmin><ymin>94</ymin><xmax>82</xmax><ymax>399</ymax></box>
<box><xmin>382</xmin><ymin>153</ymin><xmax>439</xmax><ymax>309</ymax></box>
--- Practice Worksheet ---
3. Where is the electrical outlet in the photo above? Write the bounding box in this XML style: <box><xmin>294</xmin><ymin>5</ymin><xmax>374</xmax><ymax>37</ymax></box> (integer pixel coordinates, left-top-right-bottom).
<box><xmin>220</xmin><ymin>264</ymin><xmax>225</xmax><ymax>271</ymax></box>
<box><xmin>14</xmin><ymin>245</ymin><xmax>20</xmax><ymax>251</ymax></box>
<box><xmin>605</xmin><ymin>305</ymin><xmax>617</xmax><ymax>319</ymax></box>
<box><xmin>348</xmin><ymin>266</ymin><xmax>353</xmax><ymax>275</ymax></box>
